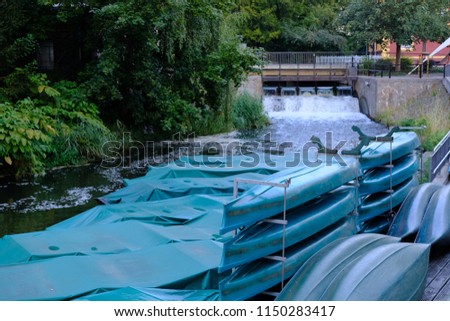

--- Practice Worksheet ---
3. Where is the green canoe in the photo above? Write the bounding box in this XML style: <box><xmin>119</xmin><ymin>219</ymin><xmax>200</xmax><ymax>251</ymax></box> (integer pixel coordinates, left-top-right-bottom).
<box><xmin>358</xmin><ymin>176</ymin><xmax>419</xmax><ymax>230</ymax></box>
<box><xmin>388</xmin><ymin>183</ymin><xmax>443</xmax><ymax>240</ymax></box>
<box><xmin>221</xmin><ymin>158</ymin><xmax>360</xmax><ymax>233</ymax></box>
<box><xmin>359</xmin><ymin>132</ymin><xmax>420</xmax><ymax>170</ymax></box>
<box><xmin>219</xmin><ymin>216</ymin><xmax>356</xmax><ymax>301</ymax></box>
<box><xmin>415</xmin><ymin>186</ymin><xmax>450</xmax><ymax>247</ymax></box>
<box><xmin>359</xmin><ymin>153</ymin><xmax>418</xmax><ymax>196</ymax></box>
<box><xmin>319</xmin><ymin>243</ymin><xmax>430</xmax><ymax>300</ymax></box>
<box><xmin>219</xmin><ymin>188</ymin><xmax>357</xmax><ymax>272</ymax></box>
<box><xmin>275</xmin><ymin>234</ymin><xmax>401</xmax><ymax>301</ymax></box>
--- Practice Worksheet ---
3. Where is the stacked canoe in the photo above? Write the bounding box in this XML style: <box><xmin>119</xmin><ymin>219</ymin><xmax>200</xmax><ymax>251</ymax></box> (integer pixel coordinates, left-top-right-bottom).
<box><xmin>357</xmin><ymin>132</ymin><xmax>420</xmax><ymax>233</ymax></box>
<box><xmin>388</xmin><ymin>184</ymin><xmax>450</xmax><ymax>247</ymax></box>
<box><xmin>0</xmin><ymin>131</ymin><xmax>428</xmax><ymax>301</ymax></box>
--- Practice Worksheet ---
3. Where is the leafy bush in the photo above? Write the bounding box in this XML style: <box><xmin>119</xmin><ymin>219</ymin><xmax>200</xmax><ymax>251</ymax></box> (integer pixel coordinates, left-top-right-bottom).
<box><xmin>0</xmin><ymin>99</ymin><xmax>55</xmax><ymax>176</ymax></box>
<box><xmin>232</xmin><ymin>92</ymin><xmax>269</xmax><ymax>130</ymax></box>
<box><xmin>400</xmin><ymin>57</ymin><xmax>413</xmax><ymax>72</ymax></box>
<box><xmin>0</xmin><ymin>68</ymin><xmax>113</xmax><ymax>177</ymax></box>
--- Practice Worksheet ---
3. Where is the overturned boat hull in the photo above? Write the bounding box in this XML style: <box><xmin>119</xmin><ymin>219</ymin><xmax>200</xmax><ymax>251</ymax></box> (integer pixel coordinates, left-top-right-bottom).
<box><xmin>388</xmin><ymin>183</ymin><xmax>443</xmax><ymax>240</ymax></box>
<box><xmin>275</xmin><ymin>234</ymin><xmax>401</xmax><ymax>301</ymax></box>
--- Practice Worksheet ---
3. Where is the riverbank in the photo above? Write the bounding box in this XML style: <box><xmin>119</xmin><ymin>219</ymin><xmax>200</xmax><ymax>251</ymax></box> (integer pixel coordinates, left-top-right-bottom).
<box><xmin>355</xmin><ymin>76</ymin><xmax>450</xmax><ymax>152</ymax></box>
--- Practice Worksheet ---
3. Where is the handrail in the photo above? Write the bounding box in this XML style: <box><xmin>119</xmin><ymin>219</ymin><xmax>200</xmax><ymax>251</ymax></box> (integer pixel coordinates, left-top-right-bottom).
<box><xmin>263</xmin><ymin>52</ymin><xmax>363</xmax><ymax>67</ymax></box>
<box><xmin>430</xmin><ymin>130</ymin><xmax>450</xmax><ymax>181</ymax></box>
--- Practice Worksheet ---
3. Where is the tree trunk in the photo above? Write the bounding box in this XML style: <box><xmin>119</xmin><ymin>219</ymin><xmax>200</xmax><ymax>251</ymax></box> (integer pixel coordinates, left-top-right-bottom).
<box><xmin>395</xmin><ymin>43</ymin><xmax>401</xmax><ymax>72</ymax></box>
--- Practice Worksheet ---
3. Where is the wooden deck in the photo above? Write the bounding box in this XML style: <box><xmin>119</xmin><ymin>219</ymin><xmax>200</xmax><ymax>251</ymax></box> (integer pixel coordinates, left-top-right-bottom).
<box><xmin>423</xmin><ymin>249</ymin><xmax>450</xmax><ymax>300</ymax></box>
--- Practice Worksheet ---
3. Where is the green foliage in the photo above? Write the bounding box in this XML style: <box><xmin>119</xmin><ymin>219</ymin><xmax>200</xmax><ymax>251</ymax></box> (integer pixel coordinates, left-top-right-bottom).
<box><xmin>339</xmin><ymin>0</ymin><xmax>450</xmax><ymax>69</ymax></box>
<box><xmin>397</xmin><ymin>118</ymin><xmax>447</xmax><ymax>152</ymax></box>
<box><xmin>0</xmin><ymin>67</ymin><xmax>113</xmax><ymax>177</ymax></box>
<box><xmin>0</xmin><ymin>100</ymin><xmax>54</xmax><ymax>176</ymax></box>
<box><xmin>232</xmin><ymin>92</ymin><xmax>269</xmax><ymax>130</ymax></box>
<box><xmin>82</xmin><ymin>0</ymin><xmax>258</xmax><ymax>137</ymax></box>
<box><xmin>0</xmin><ymin>0</ymin><xmax>56</xmax><ymax>75</ymax></box>
<box><xmin>400</xmin><ymin>57</ymin><xmax>413</xmax><ymax>72</ymax></box>
<box><xmin>238</xmin><ymin>0</ymin><xmax>348</xmax><ymax>51</ymax></box>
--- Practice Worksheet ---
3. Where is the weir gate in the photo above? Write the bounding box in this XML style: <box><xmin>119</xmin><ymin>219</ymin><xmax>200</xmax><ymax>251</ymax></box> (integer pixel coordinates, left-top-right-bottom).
<box><xmin>262</xmin><ymin>52</ymin><xmax>359</xmax><ymax>96</ymax></box>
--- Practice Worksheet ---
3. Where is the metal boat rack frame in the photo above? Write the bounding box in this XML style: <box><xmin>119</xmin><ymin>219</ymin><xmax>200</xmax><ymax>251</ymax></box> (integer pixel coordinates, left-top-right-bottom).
<box><xmin>233</xmin><ymin>177</ymin><xmax>291</xmax><ymax>296</ymax></box>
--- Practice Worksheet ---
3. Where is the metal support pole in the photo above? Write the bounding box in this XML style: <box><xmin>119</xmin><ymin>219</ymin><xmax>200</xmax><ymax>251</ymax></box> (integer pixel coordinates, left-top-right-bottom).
<box><xmin>389</xmin><ymin>140</ymin><xmax>394</xmax><ymax>216</ymax></box>
<box><xmin>233</xmin><ymin>177</ymin><xmax>291</xmax><ymax>293</ymax></box>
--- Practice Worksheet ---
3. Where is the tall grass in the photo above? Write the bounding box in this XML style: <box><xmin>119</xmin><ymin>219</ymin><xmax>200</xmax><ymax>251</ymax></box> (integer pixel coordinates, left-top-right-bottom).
<box><xmin>232</xmin><ymin>92</ymin><xmax>269</xmax><ymax>130</ymax></box>
<box><xmin>374</xmin><ymin>86</ymin><xmax>450</xmax><ymax>151</ymax></box>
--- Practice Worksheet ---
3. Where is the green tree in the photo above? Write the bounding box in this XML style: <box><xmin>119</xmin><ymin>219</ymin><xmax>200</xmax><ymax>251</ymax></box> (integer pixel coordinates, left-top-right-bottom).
<box><xmin>339</xmin><ymin>0</ymin><xmax>449</xmax><ymax>71</ymax></box>
<box><xmin>281</xmin><ymin>0</ymin><xmax>349</xmax><ymax>51</ymax></box>
<box><xmin>81</xmin><ymin>0</ymin><xmax>258</xmax><ymax>136</ymax></box>
<box><xmin>237</xmin><ymin>0</ymin><xmax>349</xmax><ymax>51</ymax></box>
<box><xmin>0</xmin><ymin>0</ymin><xmax>56</xmax><ymax>75</ymax></box>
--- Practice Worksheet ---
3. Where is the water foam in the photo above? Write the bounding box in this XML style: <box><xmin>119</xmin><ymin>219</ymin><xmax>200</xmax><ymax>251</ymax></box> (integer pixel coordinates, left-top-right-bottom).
<box><xmin>263</xmin><ymin>95</ymin><xmax>369</xmax><ymax>120</ymax></box>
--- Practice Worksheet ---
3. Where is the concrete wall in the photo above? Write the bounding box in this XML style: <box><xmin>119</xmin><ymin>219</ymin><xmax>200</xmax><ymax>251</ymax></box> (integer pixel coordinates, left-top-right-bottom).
<box><xmin>355</xmin><ymin>76</ymin><xmax>445</xmax><ymax>118</ymax></box>
<box><xmin>237</xmin><ymin>74</ymin><xmax>263</xmax><ymax>98</ymax></box>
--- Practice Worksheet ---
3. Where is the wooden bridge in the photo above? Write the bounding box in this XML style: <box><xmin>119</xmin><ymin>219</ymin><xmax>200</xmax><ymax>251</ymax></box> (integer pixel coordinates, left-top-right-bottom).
<box><xmin>261</xmin><ymin>52</ymin><xmax>359</xmax><ymax>85</ymax></box>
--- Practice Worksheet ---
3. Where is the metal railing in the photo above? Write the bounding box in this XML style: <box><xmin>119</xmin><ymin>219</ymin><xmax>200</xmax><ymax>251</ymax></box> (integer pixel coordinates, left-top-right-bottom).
<box><xmin>263</xmin><ymin>52</ymin><xmax>362</xmax><ymax>67</ymax></box>
<box><xmin>430</xmin><ymin>130</ymin><xmax>450</xmax><ymax>181</ymax></box>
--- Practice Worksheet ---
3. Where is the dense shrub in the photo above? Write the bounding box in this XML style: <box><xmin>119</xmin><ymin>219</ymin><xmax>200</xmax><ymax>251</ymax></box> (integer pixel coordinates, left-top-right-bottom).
<box><xmin>232</xmin><ymin>92</ymin><xmax>269</xmax><ymax>130</ymax></box>
<box><xmin>0</xmin><ymin>68</ymin><xmax>113</xmax><ymax>177</ymax></box>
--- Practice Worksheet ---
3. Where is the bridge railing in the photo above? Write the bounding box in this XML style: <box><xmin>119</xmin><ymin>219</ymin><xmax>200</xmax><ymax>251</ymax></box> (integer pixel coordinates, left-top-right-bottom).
<box><xmin>429</xmin><ymin>130</ymin><xmax>450</xmax><ymax>181</ymax></box>
<box><xmin>263</xmin><ymin>52</ymin><xmax>362</xmax><ymax>67</ymax></box>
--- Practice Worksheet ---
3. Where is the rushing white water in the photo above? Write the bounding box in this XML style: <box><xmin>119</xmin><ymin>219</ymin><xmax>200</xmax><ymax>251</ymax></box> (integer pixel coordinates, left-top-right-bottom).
<box><xmin>264</xmin><ymin>95</ymin><xmax>360</xmax><ymax>117</ymax></box>
<box><xmin>260</xmin><ymin>95</ymin><xmax>388</xmax><ymax>151</ymax></box>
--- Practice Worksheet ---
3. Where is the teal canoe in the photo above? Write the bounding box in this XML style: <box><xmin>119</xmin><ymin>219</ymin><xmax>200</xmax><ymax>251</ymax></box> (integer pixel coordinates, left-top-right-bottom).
<box><xmin>77</xmin><ymin>287</ymin><xmax>220</xmax><ymax>301</ymax></box>
<box><xmin>219</xmin><ymin>188</ymin><xmax>357</xmax><ymax>272</ymax></box>
<box><xmin>388</xmin><ymin>183</ymin><xmax>443</xmax><ymax>240</ymax></box>
<box><xmin>359</xmin><ymin>216</ymin><xmax>391</xmax><ymax>234</ymax></box>
<box><xmin>0</xmin><ymin>240</ymin><xmax>223</xmax><ymax>301</ymax></box>
<box><xmin>358</xmin><ymin>176</ymin><xmax>418</xmax><ymax>230</ymax></box>
<box><xmin>359</xmin><ymin>153</ymin><xmax>418</xmax><ymax>196</ymax></box>
<box><xmin>275</xmin><ymin>234</ymin><xmax>401</xmax><ymax>301</ymax></box>
<box><xmin>221</xmin><ymin>158</ymin><xmax>360</xmax><ymax>233</ymax></box>
<box><xmin>415</xmin><ymin>186</ymin><xmax>450</xmax><ymax>247</ymax></box>
<box><xmin>359</xmin><ymin>132</ymin><xmax>420</xmax><ymax>170</ymax></box>
<box><xmin>319</xmin><ymin>243</ymin><xmax>430</xmax><ymax>300</ymax></box>
<box><xmin>219</xmin><ymin>216</ymin><xmax>356</xmax><ymax>301</ymax></box>
<box><xmin>48</xmin><ymin>194</ymin><xmax>232</xmax><ymax>233</ymax></box>
<box><xmin>97</xmin><ymin>172</ymin><xmax>267</xmax><ymax>204</ymax></box>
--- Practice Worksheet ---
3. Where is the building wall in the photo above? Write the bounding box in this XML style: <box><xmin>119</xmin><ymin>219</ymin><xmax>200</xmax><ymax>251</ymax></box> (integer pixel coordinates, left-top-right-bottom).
<box><xmin>385</xmin><ymin>41</ymin><xmax>450</xmax><ymax>64</ymax></box>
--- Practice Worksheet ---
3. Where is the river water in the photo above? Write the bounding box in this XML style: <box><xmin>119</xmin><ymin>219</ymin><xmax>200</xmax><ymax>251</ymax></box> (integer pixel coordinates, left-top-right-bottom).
<box><xmin>0</xmin><ymin>95</ymin><xmax>388</xmax><ymax>237</ymax></box>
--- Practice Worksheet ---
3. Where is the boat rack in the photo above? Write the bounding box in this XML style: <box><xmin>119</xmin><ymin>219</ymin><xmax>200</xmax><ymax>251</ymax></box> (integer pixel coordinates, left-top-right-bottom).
<box><xmin>311</xmin><ymin>125</ymin><xmax>399</xmax><ymax>220</ymax></box>
<box><xmin>233</xmin><ymin>177</ymin><xmax>291</xmax><ymax>296</ymax></box>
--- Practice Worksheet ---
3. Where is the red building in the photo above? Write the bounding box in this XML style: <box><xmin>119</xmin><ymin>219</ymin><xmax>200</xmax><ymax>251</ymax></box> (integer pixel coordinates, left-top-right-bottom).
<box><xmin>384</xmin><ymin>40</ymin><xmax>450</xmax><ymax>64</ymax></box>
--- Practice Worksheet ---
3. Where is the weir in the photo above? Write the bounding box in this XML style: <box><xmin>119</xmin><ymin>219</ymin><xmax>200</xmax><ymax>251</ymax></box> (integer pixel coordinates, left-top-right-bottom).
<box><xmin>261</xmin><ymin>52</ymin><xmax>358</xmax><ymax>96</ymax></box>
